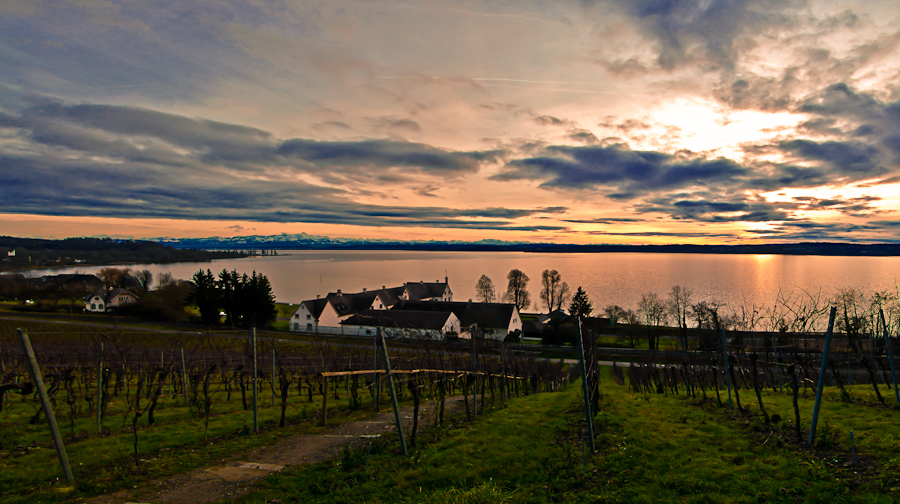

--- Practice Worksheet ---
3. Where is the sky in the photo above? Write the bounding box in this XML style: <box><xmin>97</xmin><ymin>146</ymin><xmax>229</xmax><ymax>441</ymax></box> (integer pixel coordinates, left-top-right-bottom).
<box><xmin>2</xmin><ymin>0</ymin><xmax>900</xmax><ymax>244</ymax></box>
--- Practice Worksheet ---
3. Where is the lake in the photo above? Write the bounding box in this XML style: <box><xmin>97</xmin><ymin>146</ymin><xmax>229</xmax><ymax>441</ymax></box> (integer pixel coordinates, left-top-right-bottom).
<box><xmin>23</xmin><ymin>250</ymin><xmax>900</xmax><ymax>317</ymax></box>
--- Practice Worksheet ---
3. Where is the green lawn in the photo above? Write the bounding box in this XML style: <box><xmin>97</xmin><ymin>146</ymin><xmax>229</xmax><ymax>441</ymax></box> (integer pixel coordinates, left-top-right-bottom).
<box><xmin>233</xmin><ymin>372</ymin><xmax>900</xmax><ymax>504</ymax></box>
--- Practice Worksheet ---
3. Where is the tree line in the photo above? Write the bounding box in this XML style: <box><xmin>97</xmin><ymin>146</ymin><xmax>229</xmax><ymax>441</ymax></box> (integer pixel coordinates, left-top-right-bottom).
<box><xmin>474</xmin><ymin>269</ymin><xmax>592</xmax><ymax>316</ymax></box>
<box><xmin>191</xmin><ymin>269</ymin><xmax>276</xmax><ymax>328</ymax></box>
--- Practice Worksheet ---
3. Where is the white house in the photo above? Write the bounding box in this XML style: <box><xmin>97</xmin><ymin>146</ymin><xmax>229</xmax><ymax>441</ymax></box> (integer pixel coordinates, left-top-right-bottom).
<box><xmin>391</xmin><ymin>301</ymin><xmax>522</xmax><ymax>341</ymax></box>
<box><xmin>84</xmin><ymin>288</ymin><xmax>139</xmax><ymax>312</ymax></box>
<box><xmin>340</xmin><ymin>309</ymin><xmax>461</xmax><ymax>339</ymax></box>
<box><xmin>290</xmin><ymin>279</ymin><xmax>453</xmax><ymax>333</ymax></box>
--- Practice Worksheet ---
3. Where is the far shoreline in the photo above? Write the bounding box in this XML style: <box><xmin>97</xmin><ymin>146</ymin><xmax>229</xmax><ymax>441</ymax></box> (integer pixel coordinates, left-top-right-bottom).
<box><xmin>162</xmin><ymin>241</ymin><xmax>900</xmax><ymax>257</ymax></box>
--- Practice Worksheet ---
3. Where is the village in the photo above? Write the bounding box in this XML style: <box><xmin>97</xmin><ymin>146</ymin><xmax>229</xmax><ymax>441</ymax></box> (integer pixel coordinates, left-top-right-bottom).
<box><xmin>0</xmin><ymin>270</ymin><xmax>580</xmax><ymax>344</ymax></box>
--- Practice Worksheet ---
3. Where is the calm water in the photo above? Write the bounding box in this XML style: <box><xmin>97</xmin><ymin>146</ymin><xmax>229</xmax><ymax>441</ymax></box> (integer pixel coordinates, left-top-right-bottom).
<box><xmin>23</xmin><ymin>251</ymin><xmax>900</xmax><ymax>314</ymax></box>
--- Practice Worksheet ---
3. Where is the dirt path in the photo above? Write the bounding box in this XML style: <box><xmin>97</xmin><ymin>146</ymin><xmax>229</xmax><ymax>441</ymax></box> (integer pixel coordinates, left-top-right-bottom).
<box><xmin>84</xmin><ymin>396</ymin><xmax>467</xmax><ymax>504</ymax></box>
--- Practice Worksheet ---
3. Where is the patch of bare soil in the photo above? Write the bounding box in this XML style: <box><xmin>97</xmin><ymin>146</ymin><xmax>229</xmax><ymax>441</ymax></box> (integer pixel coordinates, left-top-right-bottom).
<box><xmin>84</xmin><ymin>397</ymin><xmax>466</xmax><ymax>504</ymax></box>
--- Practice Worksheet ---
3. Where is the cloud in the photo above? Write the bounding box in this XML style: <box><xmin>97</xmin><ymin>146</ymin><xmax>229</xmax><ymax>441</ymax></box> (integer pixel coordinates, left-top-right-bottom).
<box><xmin>604</xmin><ymin>0</ymin><xmax>787</xmax><ymax>70</ymax></box>
<box><xmin>779</xmin><ymin>139</ymin><xmax>883</xmax><ymax>174</ymax></box>
<box><xmin>634</xmin><ymin>195</ymin><xmax>793</xmax><ymax>222</ymax></box>
<box><xmin>277</xmin><ymin>138</ymin><xmax>496</xmax><ymax>176</ymax></box>
<box><xmin>563</xmin><ymin>217</ymin><xmax>649</xmax><ymax>224</ymax></box>
<box><xmin>586</xmin><ymin>230</ymin><xmax>737</xmax><ymax>239</ymax></box>
<box><xmin>0</xmin><ymin>95</ymin><xmax>551</xmax><ymax>231</ymax></box>
<box><xmin>493</xmin><ymin>144</ymin><xmax>747</xmax><ymax>196</ymax></box>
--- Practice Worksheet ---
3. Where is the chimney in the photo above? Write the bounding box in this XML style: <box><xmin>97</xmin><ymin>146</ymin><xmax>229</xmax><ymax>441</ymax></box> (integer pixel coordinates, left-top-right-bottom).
<box><xmin>337</xmin><ymin>289</ymin><xmax>342</xmax><ymax>296</ymax></box>
<box><xmin>316</xmin><ymin>294</ymin><xmax>320</xmax><ymax>299</ymax></box>
<box><xmin>362</xmin><ymin>288</ymin><xmax>367</xmax><ymax>292</ymax></box>
<box><xmin>382</xmin><ymin>285</ymin><xmax>386</xmax><ymax>289</ymax></box>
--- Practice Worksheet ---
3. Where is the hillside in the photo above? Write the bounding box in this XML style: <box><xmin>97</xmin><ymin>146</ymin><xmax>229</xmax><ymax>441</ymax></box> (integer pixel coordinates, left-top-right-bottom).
<box><xmin>0</xmin><ymin>236</ymin><xmax>246</xmax><ymax>271</ymax></box>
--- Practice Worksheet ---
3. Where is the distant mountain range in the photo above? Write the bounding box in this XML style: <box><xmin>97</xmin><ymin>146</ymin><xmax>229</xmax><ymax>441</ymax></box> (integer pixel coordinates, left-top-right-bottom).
<box><xmin>154</xmin><ymin>233</ymin><xmax>900</xmax><ymax>256</ymax></box>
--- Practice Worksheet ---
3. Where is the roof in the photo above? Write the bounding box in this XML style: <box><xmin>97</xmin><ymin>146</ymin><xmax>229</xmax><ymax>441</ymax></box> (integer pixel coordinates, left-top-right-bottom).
<box><xmin>84</xmin><ymin>288</ymin><xmax>138</xmax><ymax>302</ymax></box>
<box><xmin>342</xmin><ymin>309</ymin><xmax>455</xmax><ymax>331</ymax></box>
<box><xmin>327</xmin><ymin>291</ymin><xmax>379</xmax><ymax>317</ymax></box>
<box><xmin>107</xmin><ymin>288</ymin><xmax>137</xmax><ymax>298</ymax></box>
<box><xmin>403</xmin><ymin>281</ymin><xmax>449</xmax><ymax>301</ymax></box>
<box><xmin>300</xmin><ymin>284</ymin><xmax>424</xmax><ymax>319</ymax></box>
<box><xmin>375</xmin><ymin>286</ymin><xmax>405</xmax><ymax>306</ymax></box>
<box><xmin>85</xmin><ymin>288</ymin><xmax>107</xmax><ymax>301</ymax></box>
<box><xmin>391</xmin><ymin>301</ymin><xmax>516</xmax><ymax>330</ymax></box>
<box><xmin>300</xmin><ymin>297</ymin><xmax>330</xmax><ymax>318</ymax></box>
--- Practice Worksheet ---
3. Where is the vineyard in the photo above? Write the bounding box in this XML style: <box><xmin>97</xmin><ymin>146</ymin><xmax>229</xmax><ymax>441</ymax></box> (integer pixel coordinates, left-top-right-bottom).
<box><xmin>5</xmin><ymin>309</ymin><xmax>900</xmax><ymax>503</ymax></box>
<box><xmin>0</xmin><ymin>318</ymin><xmax>570</xmax><ymax>504</ymax></box>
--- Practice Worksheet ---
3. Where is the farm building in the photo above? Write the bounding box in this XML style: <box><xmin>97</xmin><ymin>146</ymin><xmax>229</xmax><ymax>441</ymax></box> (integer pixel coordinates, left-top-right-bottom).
<box><xmin>289</xmin><ymin>279</ymin><xmax>452</xmax><ymax>333</ymax></box>
<box><xmin>340</xmin><ymin>309</ymin><xmax>461</xmax><ymax>339</ymax></box>
<box><xmin>84</xmin><ymin>288</ymin><xmax>139</xmax><ymax>312</ymax></box>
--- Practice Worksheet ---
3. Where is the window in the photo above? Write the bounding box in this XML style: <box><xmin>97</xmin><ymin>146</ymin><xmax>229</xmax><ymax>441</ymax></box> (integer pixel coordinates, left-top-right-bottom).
<box><xmin>91</xmin><ymin>303</ymin><xmax>96</xmax><ymax>310</ymax></box>
<box><xmin>306</xmin><ymin>314</ymin><xmax>311</xmax><ymax>320</ymax></box>
<box><xmin>294</xmin><ymin>314</ymin><xmax>299</xmax><ymax>319</ymax></box>
<box><xmin>307</xmin><ymin>323</ymin><xmax>312</xmax><ymax>330</ymax></box>
<box><xmin>98</xmin><ymin>303</ymin><xmax>104</xmax><ymax>310</ymax></box>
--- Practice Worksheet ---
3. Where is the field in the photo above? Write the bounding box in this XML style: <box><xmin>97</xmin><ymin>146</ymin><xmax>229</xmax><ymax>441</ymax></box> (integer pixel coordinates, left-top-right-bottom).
<box><xmin>3</xmin><ymin>316</ymin><xmax>900</xmax><ymax>503</ymax></box>
<box><xmin>0</xmin><ymin>318</ymin><xmax>565</xmax><ymax>504</ymax></box>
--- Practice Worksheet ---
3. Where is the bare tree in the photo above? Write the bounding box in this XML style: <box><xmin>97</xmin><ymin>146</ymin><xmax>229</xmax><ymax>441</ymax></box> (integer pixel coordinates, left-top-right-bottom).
<box><xmin>638</xmin><ymin>293</ymin><xmax>667</xmax><ymax>350</ymax></box>
<box><xmin>475</xmin><ymin>274</ymin><xmax>496</xmax><ymax>303</ymax></box>
<box><xmin>539</xmin><ymin>269</ymin><xmax>570</xmax><ymax>313</ymax></box>
<box><xmin>503</xmin><ymin>269</ymin><xmax>531</xmax><ymax>311</ymax></box>
<box><xmin>604</xmin><ymin>305</ymin><xmax>626</xmax><ymax>324</ymax></box>
<box><xmin>667</xmin><ymin>285</ymin><xmax>693</xmax><ymax>333</ymax></box>
<box><xmin>156</xmin><ymin>272</ymin><xmax>175</xmax><ymax>290</ymax></box>
<box><xmin>98</xmin><ymin>267</ymin><xmax>127</xmax><ymax>289</ymax></box>
<box><xmin>135</xmin><ymin>270</ymin><xmax>153</xmax><ymax>293</ymax></box>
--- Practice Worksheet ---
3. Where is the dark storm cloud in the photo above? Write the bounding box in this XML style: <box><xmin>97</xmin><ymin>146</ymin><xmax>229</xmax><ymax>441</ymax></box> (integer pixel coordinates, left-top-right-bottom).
<box><xmin>0</xmin><ymin>96</ymin><xmax>559</xmax><ymax>231</ymax></box>
<box><xmin>493</xmin><ymin>144</ymin><xmax>747</xmax><ymax>196</ymax></box>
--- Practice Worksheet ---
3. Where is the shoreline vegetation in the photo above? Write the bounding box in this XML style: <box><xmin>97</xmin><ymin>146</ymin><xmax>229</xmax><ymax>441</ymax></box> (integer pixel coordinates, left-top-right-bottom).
<box><xmin>0</xmin><ymin>237</ymin><xmax>248</xmax><ymax>273</ymax></box>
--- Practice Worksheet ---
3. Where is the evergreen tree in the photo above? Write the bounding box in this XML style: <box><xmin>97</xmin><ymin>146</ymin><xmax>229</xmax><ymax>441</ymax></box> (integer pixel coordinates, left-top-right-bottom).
<box><xmin>190</xmin><ymin>269</ymin><xmax>220</xmax><ymax>325</ymax></box>
<box><xmin>569</xmin><ymin>286</ymin><xmax>593</xmax><ymax>318</ymax></box>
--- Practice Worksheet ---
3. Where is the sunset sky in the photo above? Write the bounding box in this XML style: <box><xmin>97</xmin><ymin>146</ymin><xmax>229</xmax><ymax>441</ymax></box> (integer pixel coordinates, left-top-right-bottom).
<box><xmin>3</xmin><ymin>0</ymin><xmax>900</xmax><ymax>244</ymax></box>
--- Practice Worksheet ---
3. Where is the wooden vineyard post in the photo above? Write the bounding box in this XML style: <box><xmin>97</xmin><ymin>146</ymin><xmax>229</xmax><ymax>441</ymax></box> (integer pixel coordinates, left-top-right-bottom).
<box><xmin>378</xmin><ymin>327</ymin><xmax>408</xmax><ymax>456</ymax></box>
<box><xmin>320</xmin><ymin>376</ymin><xmax>328</xmax><ymax>426</ymax></box>
<box><xmin>575</xmin><ymin>317</ymin><xmax>595</xmax><ymax>453</ymax></box>
<box><xmin>0</xmin><ymin>355</ymin><xmax>8</xmax><ymax>409</ymax></box>
<box><xmin>180</xmin><ymin>348</ymin><xmax>188</xmax><ymax>407</ymax></box>
<box><xmin>251</xmin><ymin>327</ymin><xmax>259</xmax><ymax>433</ymax></box>
<box><xmin>270</xmin><ymin>347</ymin><xmax>276</xmax><ymax>407</ymax></box>
<box><xmin>96</xmin><ymin>342</ymin><xmax>103</xmax><ymax>434</ymax></box>
<box><xmin>772</xmin><ymin>335</ymin><xmax>783</xmax><ymax>392</ymax></box>
<box><xmin>165</xmin><ymin>350</ymin><xmax>171</xmax><ymax>399</ymax></box>
<box><xmin>809</xmin><ymin>307</ymin><xmax>837</xmax><ymax>446</ymax></box>
<box><xmin>880</xmin><ymin>309</ymin><xmax>900</xmax><ymax>406</ymax></box>
<box><xmin>19</xmin><ymin>329</ymin><xmax>74</xmax><ymax>484</ymax></box>
<box><xmin>681</xmin><ymin>333</ymin><xmax>692</xmax><ymax>397</ymax></box>
<box><xmin>372</xmin><ymin>333</ymin><xmax>378</xmax><ymax>408</ymax></box>
<box><xmin>471</xmin><ymin>325</ymin><xmax>478</xmax><ymax>417</ymax></box>
<box><xmin>721</xmin><ymin>326</ymin><xmax>732</xmax><ymax>410</ymax></box>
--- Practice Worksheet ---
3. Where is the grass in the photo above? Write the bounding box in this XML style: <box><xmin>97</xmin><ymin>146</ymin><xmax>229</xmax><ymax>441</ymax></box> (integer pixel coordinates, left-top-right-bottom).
<box><xmin>231</xmin><ymin>371</ymin><xmax>900</xmax><ymax>504</ymax></box>
<box><xmin>0</xmin><ymin>344</ymin><xmax>425</xmax><ymax>504</ymax></box>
